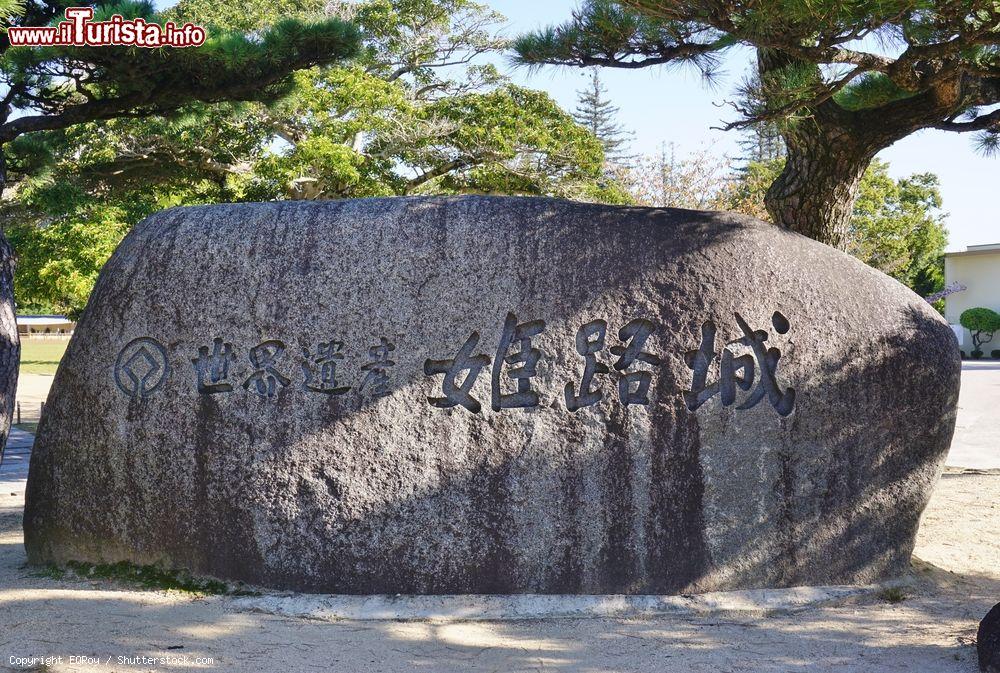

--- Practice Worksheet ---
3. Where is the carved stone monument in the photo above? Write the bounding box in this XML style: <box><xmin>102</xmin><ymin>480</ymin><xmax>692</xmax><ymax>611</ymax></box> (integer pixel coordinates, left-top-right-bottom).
<box><xmin>24</xmin><ymin>197</ymin><xmax>961</xmax><ymax>594</ymax></box>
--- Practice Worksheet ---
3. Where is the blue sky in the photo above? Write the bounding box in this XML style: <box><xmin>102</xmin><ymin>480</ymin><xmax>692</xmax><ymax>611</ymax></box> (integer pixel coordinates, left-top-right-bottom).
<box><xmin>491</xmin><ymin>0</ymin><xmax>999</xmax><ymax>252</ymax></box>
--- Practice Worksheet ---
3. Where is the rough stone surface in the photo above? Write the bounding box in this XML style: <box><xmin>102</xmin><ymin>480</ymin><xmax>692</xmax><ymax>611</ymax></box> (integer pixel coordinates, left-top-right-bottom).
<box><xmin>23</xmin><ymin>197</ymin><xmax>961</xmax><ymax>595</ymax></box>
<box><xmin>981</xmin><ymin>602</ymin><xmax>1000</xmax><ymax>673</ymax></box>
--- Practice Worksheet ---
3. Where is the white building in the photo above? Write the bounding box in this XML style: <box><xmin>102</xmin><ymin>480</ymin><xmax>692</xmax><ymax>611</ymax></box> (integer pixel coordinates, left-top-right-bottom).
<box><xmin>944</xmin><ymin>243</ymin><xmax>1000</xmax><ymax>352</ymax></box>
<box><xmin>16</xmin><ymin>314</ymin><xmax>76</xmax><ymax>338</ymax></box>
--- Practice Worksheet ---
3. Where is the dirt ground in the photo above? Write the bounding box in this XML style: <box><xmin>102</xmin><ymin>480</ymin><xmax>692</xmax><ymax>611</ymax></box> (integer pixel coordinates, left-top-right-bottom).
<box><xmin>0</xmin><ymin>469</ymin><xmax>996</xmax><ymax>673</ymax></box>
<box><xmin>13</xmin><ymin>374</ymin><xmax>55</xmax><ymax>427</ymax></box>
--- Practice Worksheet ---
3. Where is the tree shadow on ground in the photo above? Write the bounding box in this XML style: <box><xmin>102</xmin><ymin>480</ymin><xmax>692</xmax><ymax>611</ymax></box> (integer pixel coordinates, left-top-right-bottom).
<box><xmin>1</xmin><ymin>489</ymin><xmax>995</xmax><ymax>673</ymax></box>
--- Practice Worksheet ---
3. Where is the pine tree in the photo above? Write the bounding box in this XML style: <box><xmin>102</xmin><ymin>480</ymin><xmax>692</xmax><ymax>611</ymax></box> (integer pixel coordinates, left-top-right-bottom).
<box><xmin>0</xmin><ymin>0</ymin><xmax>360</xmax><ymax>463</ymax></box>
<box><xmin>733</xmin><ymin>74</ymin><xmax>786</xmax><ymax>166</ymax></box>
<box><xmin>515</xmin><ymin>0</ymin><xmax>1000</xmax><ymax>248</ymax></box>
<box><xmin>573</xmin><ymin>69</ymin><xmax>633</xmax><ymax>166</ymax></box>
<box><xmin>738</xmin><ymin>124</ymin><xmax>785</xmax><ymax>165</ymax></box>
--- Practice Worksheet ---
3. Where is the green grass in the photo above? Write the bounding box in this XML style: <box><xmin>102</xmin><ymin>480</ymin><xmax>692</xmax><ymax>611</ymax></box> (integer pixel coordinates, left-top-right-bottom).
<box><xmin>14</xmin><ymin>422</ymin><xmax>38</xmax><ymax>434</ymax></box>
<box><xmin>877</xmin><ymin>587</ymin><xmax>907</xmax><ymax>603</ymax></box>
<box><xmin>29</xmin><ymin>564</ymin><xmax>67</xmax><ymax>580</ymax></box>
<box><xmin>19</xmin><ymin>340</ymin><xmax>68</xmax><ymax>375</ymax></box>
<box><xmin>29</xmin><ymin>560</ymin><xmax>256</xmax><ymax>595</ymax></box>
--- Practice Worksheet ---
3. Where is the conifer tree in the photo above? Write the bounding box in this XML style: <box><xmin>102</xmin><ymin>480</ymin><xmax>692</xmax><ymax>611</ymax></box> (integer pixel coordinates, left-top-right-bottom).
<box><xmin>573</xmin><ymin>69</ymin><xmax>633</xmax><ymax>166</ymax></box>
<box><xmin>737</xmin><ymin>124</ymin><xmax>784</xmax><ymax>165</ymax></box>
<box><xmin>731</xmin><ymin>74</ymin><xmax>786</xmax><ymax>166</ymax></box>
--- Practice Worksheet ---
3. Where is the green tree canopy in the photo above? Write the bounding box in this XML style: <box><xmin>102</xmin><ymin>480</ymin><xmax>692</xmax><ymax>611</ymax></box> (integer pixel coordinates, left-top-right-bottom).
<box><xmin>715</xmin><ymin>157</ymin><xmax>948</xmax><ymax>295</ymax></box>
<box><xmin>34</xmin><ymin>0</ymin><xmax>619</xmax><ymax>201</ymax></box>
<box><xmin>849</xmin><ymin>164</ymin><xmax>948</xmax><ymax>297</ymax></box>
<box><xmin>0</xmin><ymin>0</ymin><xmax>359</xmax><ymax>156</ymax></box>
<box><xmin>0</xmin><ymin>0</ymin><xmax>362</xmax><ymax>459</ymax></box>
<box><xmin>8</xmin><ymin>0</ymin><xmax>626</xmax><ymax>316</ymax></box>
<box><xmin>0</xmin><ymin>0</ymin><xmax>362</xmax><ymax>317</ymax></box>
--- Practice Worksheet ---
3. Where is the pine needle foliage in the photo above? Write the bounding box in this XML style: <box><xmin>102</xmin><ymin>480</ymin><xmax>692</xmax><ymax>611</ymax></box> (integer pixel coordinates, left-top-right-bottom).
<box><xmin>514</xmin><ymin>0</ymin><xmax>1000</xmax><ymax>246</ymax></box>
<box><xmin>0</xmin><ymin>1</ymin><xmax>361</xmax><ymax>152</ymax></box>
<box><xmin>515</xmin><ymin>0</ymin><xmax>1000</xmax><ymax>151</ymax></box>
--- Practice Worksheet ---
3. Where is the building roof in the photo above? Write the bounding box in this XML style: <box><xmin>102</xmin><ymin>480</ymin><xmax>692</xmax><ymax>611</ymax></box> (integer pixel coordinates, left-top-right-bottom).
<box><xmin>944</xmin><ymin>243</ymin><xmax>1000</xmax><ymax>258</ymax></box>
<box><xmin>16</xmin><ymin>315</ymin><xmax>74</xmax><ymax>326</ymax></box>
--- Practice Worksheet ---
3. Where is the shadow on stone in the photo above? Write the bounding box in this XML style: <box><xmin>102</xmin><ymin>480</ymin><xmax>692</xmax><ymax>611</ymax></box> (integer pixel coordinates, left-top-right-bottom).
<box><xmin>21</xmin><ymin>197</ymin><xmax>960</xmax><ymax>596</ymax></box>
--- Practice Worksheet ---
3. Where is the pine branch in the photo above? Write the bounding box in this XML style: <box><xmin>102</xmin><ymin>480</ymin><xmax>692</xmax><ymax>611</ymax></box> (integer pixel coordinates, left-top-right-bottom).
<box><xmin>933</xmin><ymin>108</ymin><xmax>1000</xmax><ymax>133</ymax></box>
<box><xmin>0</xmin><ymin>14</ymin><xmax>361</xmax><ymax>143</ymax></box>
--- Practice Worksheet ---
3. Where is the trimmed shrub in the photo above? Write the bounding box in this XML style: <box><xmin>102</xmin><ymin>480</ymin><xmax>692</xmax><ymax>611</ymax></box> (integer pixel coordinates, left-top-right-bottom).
<box><xmin>960</xmin><ymin>308</ymin><xmax>1000</xmax><ymax>352</ymax></box>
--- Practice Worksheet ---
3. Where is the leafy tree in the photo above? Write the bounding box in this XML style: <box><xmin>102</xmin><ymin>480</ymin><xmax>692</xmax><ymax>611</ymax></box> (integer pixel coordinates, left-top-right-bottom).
<box><xmin>850</xmin><ymin>165</ymin><xmax>948</xmax><ymax>297</ymax></box>
<box><xmin>186</xmin><ymin>0</ymin><xmax>619</xmax><ymax>199</ymax></box>
<box><xmin>6</xmin><ymin>205</ymin><xmax>132</xmax><ymax>316</ymax></box>
<box><xmin>573</xmin><ymin>69</ymin><xmax>633</xmax><ymax>166</ymax></box>
<box><xmin>8</xmin><ymin>0</ymin><xmax>626</xmax><ymax>317</ymax></box>
<box><xmin>32</xmin><ymin>0</ymin><xmax>618</xmax><ymax>201</ymax></box>
<box><xmin>513</xmin><ymin>0</ymin><xmax>1000</xmax><ymax>249</ymax></box>
<box><xmin>960</xmin><ymin>307</ymin><xmax>1000</xmax><ymax>354</ymax></box>
<box><xmin>0</xmin><ymin>0</ymin><xmax>360</xmax><ymax>457</ymax></box>
<box><xmin>612</xmin><ymin>142</ymin><xmax>730</xmax><ymax>209</ymax></box>
<box><xmin>726</xmin><ymin>158</ymin><xmax>948</xmax><ymax>294</ymax></box>
<box><xmin>243</xmin><ymin>73</ymin><xmax>614</xmax><ymax>200</ymax></box>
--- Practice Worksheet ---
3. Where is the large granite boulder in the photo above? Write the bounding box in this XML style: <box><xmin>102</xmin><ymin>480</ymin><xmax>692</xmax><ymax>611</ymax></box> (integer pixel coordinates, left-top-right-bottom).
<box><xmin>24</xmin><ymin>197</ymin><xmax>960</xmax><ymax>594</ymax></box>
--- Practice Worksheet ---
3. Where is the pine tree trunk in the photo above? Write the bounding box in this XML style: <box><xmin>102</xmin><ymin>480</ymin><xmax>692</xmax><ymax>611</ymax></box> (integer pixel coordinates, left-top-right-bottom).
<box><xmin>0</xmin><ymin>151</ymin><xmax>18</xmax><ymax>469</ymax></box>
<box><xmin>764</xmin><ymin>126</ymin><xmax>872</xmax><ymax>250</ymax></box>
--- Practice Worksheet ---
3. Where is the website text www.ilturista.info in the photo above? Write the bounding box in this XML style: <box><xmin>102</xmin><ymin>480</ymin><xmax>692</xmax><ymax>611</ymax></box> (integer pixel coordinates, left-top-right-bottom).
<box><xmin>8</xmin><ymin>7</ymin><xmax>206</xmax><ymax>48</ymax></box>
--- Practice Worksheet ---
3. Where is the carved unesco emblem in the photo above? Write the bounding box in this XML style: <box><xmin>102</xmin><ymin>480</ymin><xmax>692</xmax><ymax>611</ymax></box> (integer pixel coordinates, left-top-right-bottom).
<box><xmin>114</xmin><ymin>337</ymin><xmax>169</xmax><ymax>399</ymax></box>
